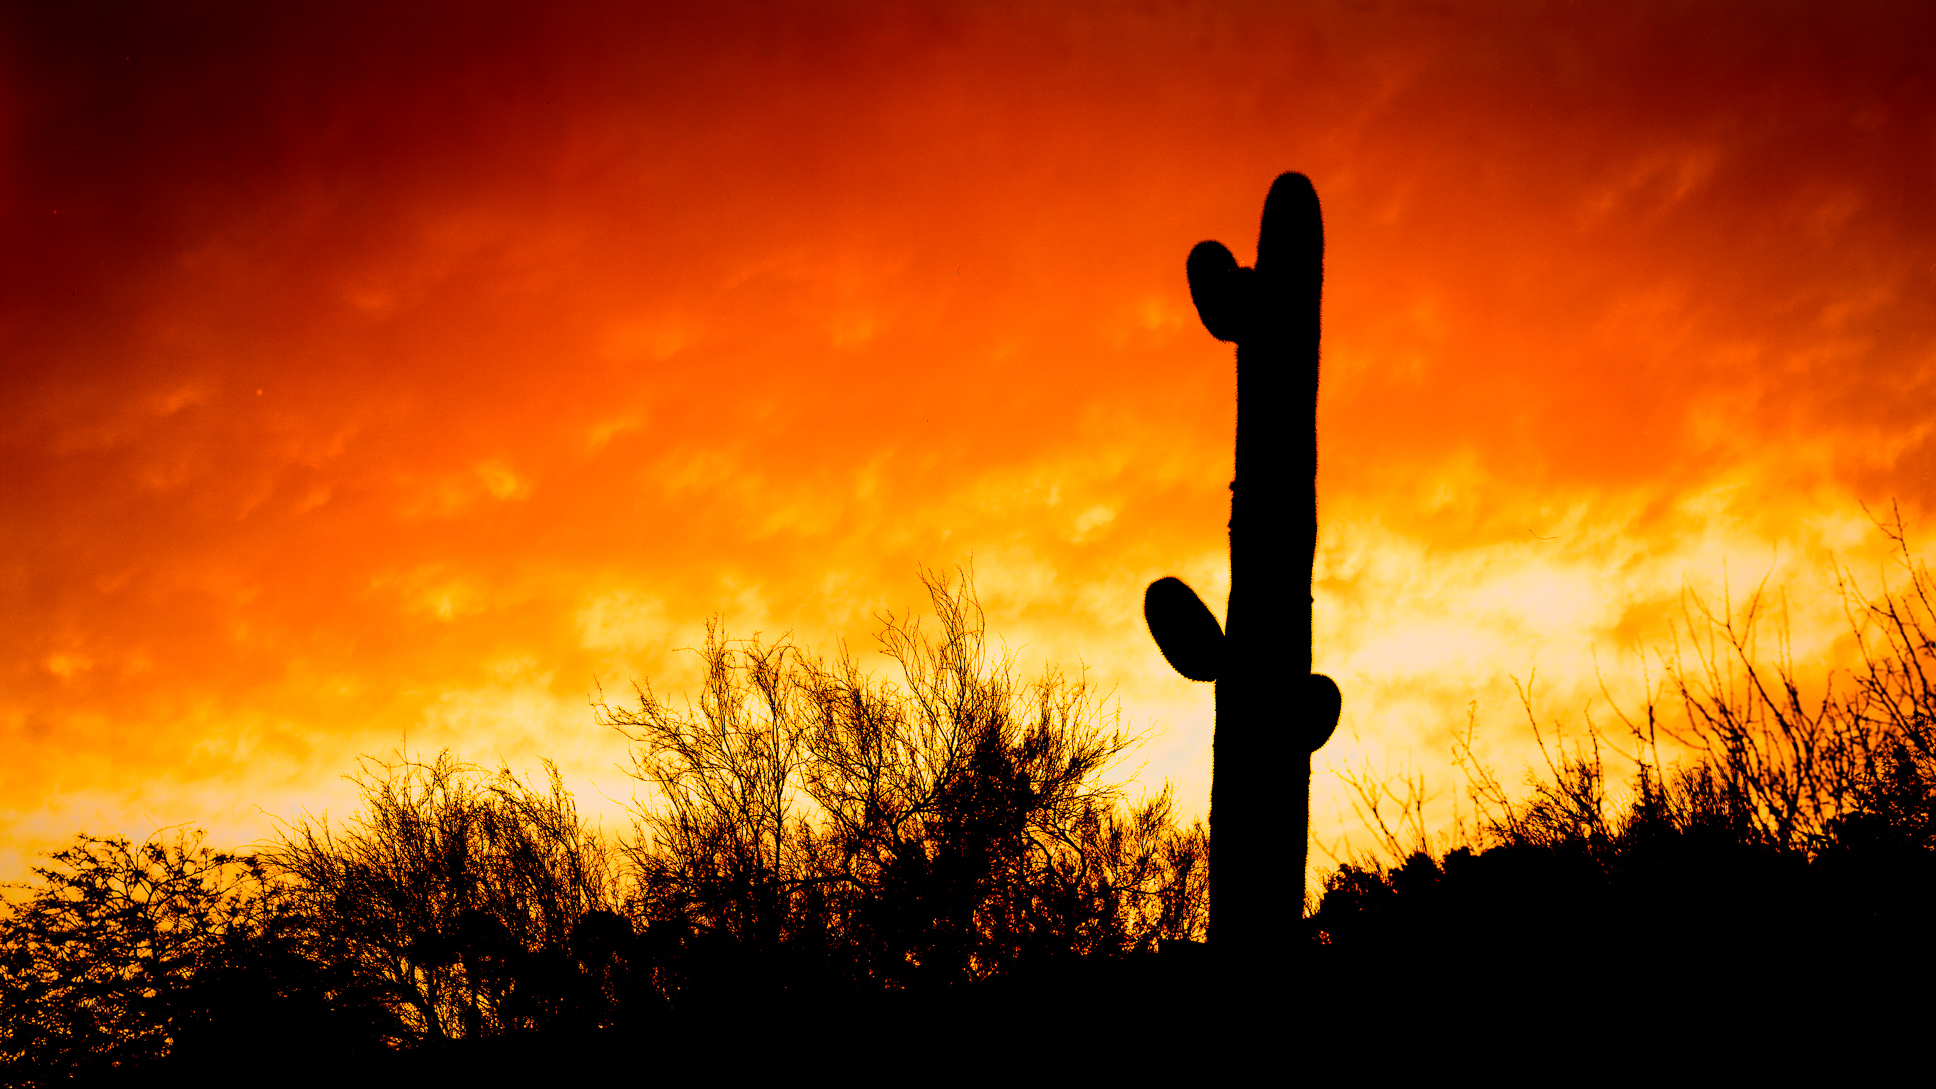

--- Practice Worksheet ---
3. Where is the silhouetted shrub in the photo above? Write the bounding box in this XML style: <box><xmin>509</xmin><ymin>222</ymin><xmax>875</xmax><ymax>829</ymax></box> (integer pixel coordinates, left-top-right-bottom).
<box><xmin>1311</xmin><ymin>723</ymin><xmax>1936</xmax><ymax>1040</ymax></box>
<box><xmin>600</xmin><ymin>570</ymin><xmax>1209</xmax><ymax>1005</ymax></box>
<box><xmin>0</xmin><ymin>829</ymin><xmax>389</xmax><ymax>1080</ymax></box>
<box><xmin>1312</xmin><ymin>516</ymin><xmax>1936</xmax><ymax>1032</ymax></box>
<box><xmin>265</xmin><ymin>752</ymin><xmax>624</xmax><ymax>1044</ymax></box>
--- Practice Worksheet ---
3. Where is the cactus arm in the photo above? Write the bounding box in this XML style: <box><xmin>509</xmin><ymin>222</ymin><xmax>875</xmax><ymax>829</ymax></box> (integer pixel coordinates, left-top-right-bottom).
<box><xmin>1307</xmin><ymin>673</ymin><xmax>1342</xmax><ymax>752</ymax></box>
<box><xmin>1145</xmin><ymin>576</ymin><xmax>1224</xmax><ymax>682</ymax></box>
<box><xmin>1186</xmin><ymin>241</ymin><xmax>1253</xmax><ymax>343</ymax></box>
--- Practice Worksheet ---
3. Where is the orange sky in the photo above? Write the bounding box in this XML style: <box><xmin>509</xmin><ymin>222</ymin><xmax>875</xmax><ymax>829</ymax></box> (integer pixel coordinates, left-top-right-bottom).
<box><xmin>3</xmin><ymin>2</ymin><xmax>1933</xmax><ymax>884</ymax></box>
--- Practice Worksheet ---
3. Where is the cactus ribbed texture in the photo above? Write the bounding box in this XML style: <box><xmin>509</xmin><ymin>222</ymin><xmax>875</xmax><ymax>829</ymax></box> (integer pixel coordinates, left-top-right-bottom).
<box><xmin>1144</xmin><ymin>172</ymin><xmax>1341</xmax><ymax>970</ymax></box>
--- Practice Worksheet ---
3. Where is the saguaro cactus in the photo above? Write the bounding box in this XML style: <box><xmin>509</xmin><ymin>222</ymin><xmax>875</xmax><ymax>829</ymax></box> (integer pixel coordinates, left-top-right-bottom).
<box><xmin>1145</xmin><ymin>172</ymin><xmax>1341</xmax><ymax>962</ymax></box>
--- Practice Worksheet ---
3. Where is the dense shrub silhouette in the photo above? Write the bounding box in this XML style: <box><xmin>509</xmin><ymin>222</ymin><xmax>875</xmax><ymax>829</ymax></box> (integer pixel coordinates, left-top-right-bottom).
<box><xmin>266</xmin><ymin>752</ymin><xmax>624</xmax><ymax>1045</ymax></box>
<box><xmin>0</xmin><ymin>831</ymin><xmax>263</xmax><ymax>1074</ymax></box>
<box><xmin>601</xmin><ymin>570</ymin><xmax>1209</xmax><ymax>1011</ymax></box>
<box><xmin>1304</xmin><ymin>761</ymin><xmax>1930</xmax><ymax>1047</ymax></box>
<box><xmin>0</xmin><ymin>830</ymin><xmax>393</xmax><ymax>1081</ymax></box>
<box><xmin>1307</xmin><ymin>523</ymin><xmax>1936</xmax><ymax>1039</ymax></box>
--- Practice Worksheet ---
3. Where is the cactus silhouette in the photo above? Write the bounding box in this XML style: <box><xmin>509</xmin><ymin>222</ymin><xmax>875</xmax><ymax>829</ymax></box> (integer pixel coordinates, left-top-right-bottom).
<box><xmin>1145</xmin><ymin>172</ymin><xmax>1342</xmax><ymax>967</ymax></box>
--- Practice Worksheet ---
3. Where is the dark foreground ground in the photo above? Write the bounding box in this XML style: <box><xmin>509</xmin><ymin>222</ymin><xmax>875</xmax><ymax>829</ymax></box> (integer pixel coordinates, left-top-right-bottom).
<box><xmin>156</xmin><ymin>875</ymin><xmax>1928</xmax><ymax>1086</ymax></box>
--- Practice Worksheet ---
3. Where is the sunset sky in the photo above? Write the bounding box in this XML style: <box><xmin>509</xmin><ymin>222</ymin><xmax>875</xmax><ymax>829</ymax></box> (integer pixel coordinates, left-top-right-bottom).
<box><xmin>3</xmin><ymin>2</ymin><xmax>1932</xmax><ymax>884</ymax></box>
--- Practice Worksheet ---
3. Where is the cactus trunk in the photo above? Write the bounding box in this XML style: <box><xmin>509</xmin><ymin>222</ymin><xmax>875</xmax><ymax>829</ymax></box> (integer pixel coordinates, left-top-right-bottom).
<box><xmin>1144</xmin><ymin>172</ymin><xmax>1338</xmax><ymax>978</ymax></box>
<box><xmin>1217</xmin><ymin>172</ymin><xmax>1323</xmax><ymax>953</ymax></box>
